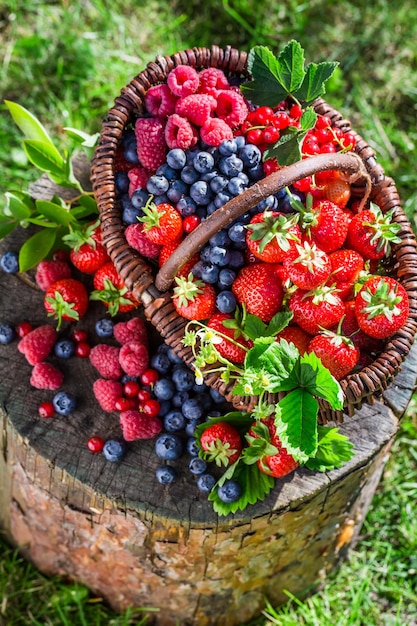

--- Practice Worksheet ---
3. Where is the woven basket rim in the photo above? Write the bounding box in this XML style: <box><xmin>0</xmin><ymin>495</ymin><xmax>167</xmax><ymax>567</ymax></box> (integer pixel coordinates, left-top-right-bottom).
<box><xmin>91</xmin><ymin>45</ymin><xmax>417</xmax><ymax>422</ymax></box>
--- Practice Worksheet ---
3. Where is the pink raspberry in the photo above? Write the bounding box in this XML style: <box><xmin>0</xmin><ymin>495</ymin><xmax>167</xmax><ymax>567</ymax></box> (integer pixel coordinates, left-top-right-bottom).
<box><xmin>30</xmin><ymin>362</ymin><xmax>64</xmax><ymax>390</ymax></box>
<box><xmin>200</xmin><ymin>118</ymin><xmax>233</xmax><ymax>146</ymax></box>
<box><xmin>175</xmin><ymin>94</ymin><xmax>217</xmax><ymax>126</ymax></box>
<box><xmin>215</xmin><ymin>90</ymin><xmax>249</xmax><ymax>128</ymax></box>
<box><xmin>165</xmin><ymin>114</ymin><xmax>198</xmax><ymax>150</ymax></box>
<box><xmin>93</xmin><ymin>378</ymin><xmax>123</xmax><ymax>412</ymax></box>
<box><xmin>35</xmin><ymin>259</ymin><xmax>72</xmax><ymax>291</ymax></box>
<box><xmin>167</xmin><ymin>65</ymin><xmax>199</xmax><ymax>97</ymax></box>
<box><xmin>120</xmin><ymin>410</ymin><xmax>162</xmax><ymax>441</ymax></box>
<box><xmin>198</xmin><ymin>67</ymin><xmax>231</xmax><ymax>97</ymax></box>
<box><xmin>125</xmin><ymin>223</ymin><xmax>161</xmax><ymax>259</ymax></box>
<box><xmin>128</xmin><ymin>167</ymin><xmax>151</xmax><ymax>196</ymax></box>
<box><xmin>145</xmin><ymin>83</ymin><xmax>178</xmax><ymax>117</ymax></box>
<box><xmin>89</xmin><ymin>344</ymin><xmax>123</xmax><ymax>380</ymax></box>
<box><xmin>18</xmin><ymin>325</ymin><xmax>57</xmax><ymax>365</ymax></box>
<box><xmin>119</xmin><ymin>341</ymin><xmax>149</xmax><ymax>377</ymax></box>
<box><xmin>135</xmin><ymin>117</ymin><xmax>167</xmax><ymax>170</ymax></box>
<box><xmin>113</xmin><ymin>317</ymin><xmax>148</xmax><ymax>346</ymax></box>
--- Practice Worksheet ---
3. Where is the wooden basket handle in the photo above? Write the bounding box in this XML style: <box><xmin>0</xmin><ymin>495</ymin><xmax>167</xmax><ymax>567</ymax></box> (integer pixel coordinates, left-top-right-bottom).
<box><xmin>155</xmin><ymin>151</ymin><xmax>370</xmax><ymax>292</ymax></box>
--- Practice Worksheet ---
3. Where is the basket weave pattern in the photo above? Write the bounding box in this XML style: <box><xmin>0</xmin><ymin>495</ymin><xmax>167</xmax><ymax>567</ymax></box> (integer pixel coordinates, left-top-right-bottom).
<box><xmin>91</xmin><ymin>46</ymin><xmax>417</xmax><ymax>423</ymax></box>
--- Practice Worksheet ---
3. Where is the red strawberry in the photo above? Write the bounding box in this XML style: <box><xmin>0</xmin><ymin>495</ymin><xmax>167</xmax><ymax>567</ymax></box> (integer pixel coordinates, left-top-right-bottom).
<box><xmin>308</xmin><ymin>329</ymin><xmax>360</xmax><ymax>380</ymax></box>
<box><xmin>246</xmin><ymin>211</ymin><xmax>301</xmax><ymax>263</ymax></box>
<box><xmin>340</xmin><ymin>300</ymin><xmax>383</xmax><ymax>353</ymax></box>
<box><xmin>301</xmin><ymin>199</ymin><xmax>350</xmax><ymax>253</ymax></box>
<box><xmin>173</xmin><ymin>274</ymin><xmax>216</xmax><ymax>320</ymax></box>
<box><xmin>199</xmin><ymin>421</ymin><xmax>243</xmax><ymax>467</ymax></box>
<box><xmin>119</xmin><ymin>410</ymin><xmax>163</xmax><ymax>441</ymax></box>
<box><xmin>207</xmin><ymin>312</ymin><xmax>252</xmax><ymax>365</ymax></box>
<box><xmin>289</xmin><ymin>285</ymin><xmax>345</xmax><ymax>335</ymax></box>
<box><xmin>283</xmin><ymin>241</ymin><xmax>331</xmax><ymax>290</ymax></box>
<box><xmin>316</xmin><ymin>171</ymin><xmax>351</xmax><ymax>208</ymax></box>
<box><xmin>118</xmin><ymin>341</ymin><xmax>149</xmax><ymax>377</ymax></box>
<box><xmin>30</xmin><ymin>362</ymin><xmax>64</xmax><ymax>389</ymax></box>
<box><xmin>354</xmin><ymin>276</ymin><xmax>409</xmax><ymax>339</ymax></box>
<box><xmin>158</xmin><ymin>240</ymin><xmax>199</xmax><ymax>277</ymax></box>
<box><xmin>139</xmin><ymin>201</ymin><xmax>183</xmax><ymax>245</ymax></box>
<box><xmin>90</xmin><ymin>344</ymin><xmax>123</xmax><ymax>380</ymax></box>
<box><xmin>93</xmin><ymin>379</ymin><xmax>124</xmax><ymax>412</ymax></box>
<box><xmin>246</xmin><ymin>418</ymin><xmax>299</xmax><ymax>478</ymax></box>
<box><xmin>345</xmin><ymin>205</ymin><xmax>401</xmax><ymax>260</ymax></box>
<box><xmin>232</xmin><ymin>263</ymin><xmax>284</xmax><ymax>323</ymax></box>
<box><xmin>18</xmin><ymin>325</ymin><xmax>57</xmax><ymax>365</ymax></box>
<box><xmin>64</xmin><ymin>220</ymin><xmax>110</xmax><ymax>274</ymax></box>
<box><xmin>327</xmin><ymin>249</ymin><xmax>365</xmax><ymax>300</ymax></box>
<box><xmin>35</xmin><ymin>259</ymin><xmax>72</xmax><ymax>291</ymax></box>
<box><xmin>91</xmin><ymin>262</ymin><xmax>138</xmax><ymax>315</ymax></box>
<box><xmin>44</xmin><ymin>278</ymin><xmax>89</xmax><ymax>329</ymax></box>
<box><xmin>276</xmin><ymin>325</ymin><xmax>311</xmax><ymax>355</ymax></box>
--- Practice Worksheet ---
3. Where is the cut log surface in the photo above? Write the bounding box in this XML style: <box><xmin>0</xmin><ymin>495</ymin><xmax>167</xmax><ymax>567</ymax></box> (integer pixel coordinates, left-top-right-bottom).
<box><xmin>1</xmin><ymin>227</ymin><xmax>417</xmax><ymax>625</ymax></box>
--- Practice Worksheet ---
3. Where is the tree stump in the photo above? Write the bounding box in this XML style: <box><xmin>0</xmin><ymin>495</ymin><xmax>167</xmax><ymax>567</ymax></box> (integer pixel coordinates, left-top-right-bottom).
<box><xmin>0</xmin><ymin>167</ymin><xmax>416</xmax><ymax>625</ymax></box>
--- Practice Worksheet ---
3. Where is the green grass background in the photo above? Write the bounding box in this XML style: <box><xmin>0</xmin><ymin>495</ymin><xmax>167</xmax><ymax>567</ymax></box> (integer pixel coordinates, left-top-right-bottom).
<box><xmin>1</xmin><ymin>1</ymin><xmax>417</xmax><ymax>624</ymax></box>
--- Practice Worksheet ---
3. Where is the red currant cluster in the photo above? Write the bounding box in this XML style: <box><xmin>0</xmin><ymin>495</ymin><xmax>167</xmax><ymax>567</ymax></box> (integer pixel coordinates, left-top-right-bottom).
<box><xmin>112</xmin><ymin>369</ymin><xmax>160</xmax><ymax>415</ymax></box>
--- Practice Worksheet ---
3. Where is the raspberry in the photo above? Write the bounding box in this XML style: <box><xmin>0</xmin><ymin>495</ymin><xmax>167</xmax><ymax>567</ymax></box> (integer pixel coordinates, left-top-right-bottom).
<box><xmin>35</xmin><ymin>259</ymin><xmax>72</xmax><ymax>291</ymax></box>
<box><xmin>30</xmin><ymin>362</ymin><xmax>64</xmax><ymax>390</ymax></box>
<box><xmin>113</xmin><ymin>317</ymin><xmax>148</xmax><ymax>346</ymax></box>
<box><xmin>93</xmin><ymin>378</ymin><xmax>124</xmax><ymax>412</ymax></box>
<box><xmin>119</xmin><ymin>341</ymin><xmax>149</xmax><ymax>377</ymax></box>
<box><xmin>89</xmin><ymin>344</ymin><xmax>123</xmax><ymax>380</ymax></box>
<box><xmin>200</xmin><ymin>118</ymin><xmax>233</xmax><ymax>146</ymax></box>
<box><xmin>167</xmin><ymin>65</ymin><xmax>199</xmax><ymax>97</ymax></box>
<box><xmin>125</xmin><ymin>223</ymin><xmax>161</xmax><ymax>259</ymax></box>
<box><xmin>175</xmin><ymin>94</ymin><xmax>217</xmax><ymax>126</ymax></box>
<box><xmin>165</xmin><ymin>114</ymin><xmax>198</xmax><ymax>150</ymax></box>
<box><xmin>215</xmin><ymin>90</ymin><xmax>249</xmax><ymax>128</ymax></box>
<box><xmin>119</xmin><ymin>410</ymin><xmax>163</xmax><ymax>441</ymax></box>
<box><xmin>198</xmin><ymin>67</ymin><xmax>230</xmax><ymax>97</ymax></box>
<box><xmin>135</xmin><ymin>117</ymin><xmax>167</xmax><ymax>170</ymax></box>
<box><xmin>145</xmin><ymin>83</ymin><xmax>178</xmax><ymax>117</ymax></box>
<box><xmin>128</xmin><ymin>166</ymin><xmax>151</xmax><ymax>196</ymax></box>
<box><xmin>18</xmin><ymin>325</ymin><xmax>57</xmax><ymax>365</ymax></box>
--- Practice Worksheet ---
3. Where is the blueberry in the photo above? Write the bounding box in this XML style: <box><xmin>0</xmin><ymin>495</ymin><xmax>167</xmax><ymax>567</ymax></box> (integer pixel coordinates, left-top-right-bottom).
<box><xmin>219</xmin><ymin>155</ymin><xmax>243</xmax><ymax>177</ymax></box>
<box><xmin>248</xmin><ymin>163</ymin><xmax>265</xmax><ymax>181</ymax></box>
<box><xmin>186</xmin><ymin>437</ymin><xmax>200</xmax><ymax>456</ymax></box>
<box><xmin>167</xmin><ymin>179</ymin><xmax>188</xmax><ymax>203</ymax></box>
<box><xmin>95</xmin><ymin>318</ymin><xmax>114</xmax><ymax>338</ymax></box>
<box><xmin>228</xmin><ymin>176</ymin><xmax>247</xmax><ymax>196</ymax></box>
<box><xmin>209</xmin><ymin>246</ymin><xmax>231</xmax><ymax>267</ymax></box>
<box><xmin>216</xmin><ymin>290</ymin><xmax>236</xmax><ymax>314</ymax></box>
<box><xmin>256</xmin><ymin>195</ymin><xmax>278</xmax><ymax>213</ymax></box>
<box><xmin>103</xmin><ymin>439</ymin><xmax>126</xmax><ymax>462</ymax></box>
<box><xmin>121</xmin><ymin>374</ymin><xmax>139</xmax><ymax>384</ymax></box>
<box><xmin>0</xmin><ymin>251</ymin><xmax>19</xmax><ymax>274</ymax></box>
<box><xmin>185</xmin><ymin>419</ymin><xmax>202</xmax><ymax>436</ymax></box>
<box><xmin>197</xmin><ymin>473</ymin><xmax>216</xmax><ymax>493</ymax></box>
<box><xmin>190</xmin><ymin>180</ymin><xmax>213</xmax><ymax>205</ymax></box>
<box><xmin>210</xmin><ymin>174</ymin><xmax>229</xmax><ymax>194</ymax></box>
<box><xmin>218</xmin><ymin>268</ymin><xmax>236</xmax><ymax>289</ymax></box>
<box><xmin>54</xmin><ymin>339</ymin><xmax>75</xmax><ymax>359</ymax></box>
<box><xmin>217</xmin><ymin>479</ymin><xmax>242</xmax><ymax>502</ymax></box>
<box><xmin>228</xmin><ymin>222</ymin><xmax>247</xmax><ymax>245</ymax></box>
<box><xmin>166</xmin><ymin>148</ymin><xmax>187</xmax><ymax>170</ymax></box>
<box><xmin>219</xmin><ymin>138</ymin><xmax>238</xmax><ymax>156</ymax></box>
<box><xmin>172</xmin><ymin>366</ymin><xmax>195</xmax><ymax>391</ymax></box>
<box><xmin>124</xmin><ymin>143</ymin><xmax>140</xmax><ymax>164</ymax></box>
<box><xmin>0</xmin><ymin>323</ymin><xmax>16</xmax><ymax>344</ymax></box>
<box><xmin>239</xmin><ymin>144</ymin><xmax>262</xmax><ymax>168</ymax></box>
<box><xmin>147</xmin><ymin>174</ymin><xmax>169</xmax><ymax>196</ymax></box>
<box><xmin>150</xmin><ymin>352</ymin><xmax>172</xmax><ymax>375</ymax></box>
<box><xmin>199</xmin><ymin>246</ymin><xmax>212</xmax><ymax>263</ymax></box>
<box><xmin>153</xmin><ymin>378</ymin><xmax>175</xmax><ymax>401</ymax></box>
<box><xmin>176</xmin><ymin>196</ymin><xmax>197</xmax><ymax>217</ymax></box>
<box><xmin>200</xmin><ymin>169</ymin><xmax>218</xmax><ymax>183</ymax></box>
<box><xmin>206</xmin><ymin>202</ymin><xmax>217</xmax><ymax>216</ymax></box>
<box><xmin>158</xmin><ymin>400</ymin><xmax>172</xmax><ymax>417</ymax></box>
<box><xmin>228</xmin><ymin>250</ymin><xmax>245</xmax><ymax>269</ymax></box>
<box><xmin>167</xmin><ymin>348</ymin><xmax>184</xmax><ymax>365</ymax></box>
<box><xmin>155</xmin><ymin>465</ymin><xmax>177</xmax><ymax>485</ymax></box>
<box><xmin>52</xmin><ymin>391</ymin><xmax>77</xmax><ymax>415</ymax></box>
<box><xmin>131</xmin><ymin>188</ymin><xmax>150</xmax><ymax>210</ymax></box>
<box><xmin>115</xmin><ymin>171</ymin><xmax>129</xmax><ymax>194</ymax></box>
<box><xmin>164</xmin><ymin>410</ymin><xmax>186</xmax><ymax>432</ymax></box>
<box><xmin>214</xmin><ymin>190</ymin><xmax>233</xmax><ymax>209</ymax></box>
<box><xmin>182</xmin><ymin>397</ymin><xmax>204</xmax><ymax>421</ymax></box>
<box><xmin>209</xmin><ymin>230</ymin><xmax>230</xmax><ymax>247</ymax></box>
<box><xmin>172</xmin><ymin>390</ymin><xmax>190</xmax><ymax>408</ymax></box>
<box><xmin>122</xmin><ymin>201</ymin><xmax>142</xmax><ymax>225</ymax></box>
<box><xmin>200</xmin><ymin>262</ymin><xmax>219</xmax><ymax>284</ymax></box>
<box><xmin>156</xmin><ymin>163</ymin><xmax>178</xmax><ymax>181</ymax></box>
<box><xmin>155</xmin><ymin>433</ymin><xmax>183</xmax><ymax>461</ymax></box>
<box><xmin>277</xmin><ymin>188</ymin><xmax>301</xmax><ymax>213</ymax></box>
<box><xmin>181</xmin><ymin>165</ymin><xmax>200</xmax><ymax>185</ymax></box>
<box><xmin>193</xmin><ymin>151</ymin><xmax>215</xmax><ymax>174</ymax></box>
<box><xmin>188</xmin><ymin>457</ymin><xmax>207</xmax><ymax>475</ymax></box>
<box><xmin>209</xmin><ymin>387</ymin><xmax>225</xmax><ymax>404</ymax></box>
<box><xmin>234</xmin><ymin>135</ymin><xmax>246</xmax><ymax>149</ymax></box>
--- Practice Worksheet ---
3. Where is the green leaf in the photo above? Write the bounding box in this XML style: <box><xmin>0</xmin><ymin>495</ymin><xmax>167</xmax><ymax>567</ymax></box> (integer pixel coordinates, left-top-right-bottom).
<box><xmin>243</xmin><ymin>314</ymin><xmax>267</xmax><ymax>341</ymax></box>
<box><xmin>266</xmin><ymin>311</ymin><xmax>293</xmax><ymax>337</ymax></box>
<box><xmin>241</xmin><ymin>46</ymin><xmax>292</xmax><ymax>107</ymax></box>
<box><xmin>276</xmin><ymin>389</ymin><xmax>318</xmax><ymax>458</ymax></box>
<box><xmin>257</xmin><ymin>340</ymin><xmax>300</xmax><ymax>385</ymax></box>
<box><xmin>5</xmin><ymin>192</ymin><xmax>33</xmax><ymax>221</ymax></box>
<box><xmin>4</xmin><ymin>100</ymin><xmax>54</xmax><ymax>145</ymax></box>
<box><xmin>74</xmin><ymin>195</ymin><xmax>98</xmax><ymax>217</ymax></box>
<box><xmin>244</xmin><ymin>336</ymin><xmax>276</xmax><ymax>370</ymax></box>
<box><xmin>294</xmin><ymin>61</ymin><xmax>339</xmax><ymax>104</ymax></box>
<box><xmin>18</xmin><ymin>228</ymin><xmax>57</xmax><ymax>271</ymax></box>
<box><xmin>300</xmin><ymin>107</ymin><xmax>318</xmax><ymax>132</ymax></box>
<box><xmin>305</xmin><ymin>425</ymin><xmax>354</xmax><ymax>471</ymax></box>
<box><xmin>23</xmin><ymin>139</ymin><xmax>66</xmax><ymax>177</ymax></box>
<box><xmin>195</xmin><ymin>412</ymin><xmax>254</xmax><ymax>441</ymax></box>
<box><xmin>264</xmin><ymin>129</ymin><xmax>303</xmax><ymax>165</ymax></box>
<box><xmin>0</xmin><ymin>221</ymin><xmax>18</xmax><ymax>239</ymax></box>
<box><xmin>275</xmin><ymin>40</ymin><xmax>306</xmax><ymax>94</ymax></box>
<box><xmin>35</xmin><ymin>199</ymin><xmax>77</xmax><ymax>226</ymax></box>
<box><xmin>64</xmin><ymin>127</ymin><xmax>100</xmax><ymax>148</ymax></box>
<box><xmin>300</xmin><ymin>352</ymin><xmax>344</xmax><ymax>409</ymax></box>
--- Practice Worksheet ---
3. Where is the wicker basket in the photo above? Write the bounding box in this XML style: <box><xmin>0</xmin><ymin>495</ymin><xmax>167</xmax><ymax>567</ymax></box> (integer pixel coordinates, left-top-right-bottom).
<box><xmin>91</xmin><ymin>45</ymin><xmax>417</xmax><ymax>423</ymax></box>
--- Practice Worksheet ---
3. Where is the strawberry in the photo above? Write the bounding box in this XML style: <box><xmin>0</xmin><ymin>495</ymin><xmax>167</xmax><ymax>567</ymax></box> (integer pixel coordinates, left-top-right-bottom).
<box><xmin>283</xmin><ymin>241</ymin><xmax>331</xmax><ymax>290</ymax></box>
<box><xmin>64</xmin><ymin>220</ymin><xmax>110</xmax><ymax>274</ymax></box>
<box><xmin>173</xmin><ymin>273</ymin><xmax>216</xmax><ymax>320</ymax></box>
<box><xmin>232</xmin><ymin>263</ymin><xmax>284</xmax><ymax>323</ymax></box>
<box><xmin>44</xmin><ymin>278</ymin><xmax>89</xmax><ymax>329</ymax></box>
<box><xmin>315</xmin><ymin>171</ymin><xmax>351</xmax><ymax>208</ymax></box>
<box><xmin>90</xmin><ymin>262</ymin><xmax>138</xmax><ymax>315</ymax></box>
<box><xmin>246</xmin><ymin>418</ymin><xmax>299</xmax><ymax>478</ymax></box>
<box><xmin>276</xmin><ymin>325</ymin><xmax>311</xmax><ymax>355</ymax></box>
<box><xmin>354</xmin><ymin>276</ymin><xmax>409</xmax><ymax>339</ymax></box>
<box><xmin>246</xmin><ymin>211</ymin><xmax>301</xmax><ymax>263</ymax></box>
<box><xmin>139</xmin><ymin>201</ymin><xmax>183</xmax><ymax>245</ymax></box>
<box><xmin>289</xmin><ymin>285</ymin><xmax>346</xmax><ymax>335</ymax></box>
<box><xmin>199</xmin><ymin>421</ymin><xmax>243</xmax><ymax>467</ymax></box>
<box><xmin>207</xmin><ymin>312</ymin><xmax>252</xmax><ymax>365</ymax></box>
<box><xmin>308</xmin><ymin>329</ymin><xmax>360</xmax><ymax>380</ymax></box>
<box><xmin>340</xmin><ymin>300</ymin><xmax>383</xmax><ymax>353</ymax></box>
<box><xmin>301</xmin><ymin>198</ymin><xmax>350</xmax><ymax>253</ymax></box>
<box><xmin>158</xmin><ymin>240</ymin><xmax>200</xmax><ymax>277</ymax></box>
<box><xmin>345</xmin><ymin>205</ymin><xmax>402</xmax><ymax>260</ymax></box>
<box><xmin>327</xmin><ymin>249</ymin><xmax>365</xmax><ymax>300</ymax></box>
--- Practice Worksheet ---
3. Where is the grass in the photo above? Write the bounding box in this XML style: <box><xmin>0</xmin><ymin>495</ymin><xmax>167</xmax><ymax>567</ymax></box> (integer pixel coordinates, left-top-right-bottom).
<box><xmin>1</xmin><ymin>0</ymin><xmax>417</xmax><ymax>624</ymax></box>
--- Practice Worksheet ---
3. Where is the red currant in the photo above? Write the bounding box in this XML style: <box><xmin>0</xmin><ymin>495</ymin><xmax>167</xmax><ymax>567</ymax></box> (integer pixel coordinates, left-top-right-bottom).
<box><xmin>123</xmin><ymin>380</ymin><xmax>141</xmax><ymax>397</ymax></box>
<box><xmin>315</xmin><ymin>115</ymin><xmax>332</xmax><ymax>130</ymax></box>
<box><xmin>319</xmin><ymin>142</ymin><xmax>337</xmax><ymax>154</ymax></box>
<box><xmin>140</xmin><ymin>369</ymin><xmax>159</xmax><ymax>387</ymax></box>
<box><xmin>137</xmin><ymin>388</ymin><xmax>152</xmax><ymax>403</ymax></box>
<box><xmin>293</xmin><ymin>177</ymin><xmax>313</xmax><ymax>192</ymax></box>
<box><xmin>272</xmin><ymin>111</ymin><xmax>291</xmax><ymax>130</ymax></box>
<box><xmin>115</xmin><ymin>397</ymin><xmax>131</xmax><ymax>412</ymax></box>
<box><xmin>340</xmin><ymin>132</ymin><xmax>356</xmax><ymax>150</ymax></box>
<box><xmin>263</xmin><ymin>158</ymin><xmax>279</xmax><ymax>176</ymax></box>
<box><xmin>290</xmin><ymin>104</ymin><xmax>303</xmax><ymax>120</ymax></box>
<box><xmin>315</xmin><ymin>128</ymin><xmax>334</xmax><ymax>144</ymax></box>
<box><xmin>246</xmin><ymin>128</ymin><xmax>263</xmax><ymax>145</ymax></box>
<box><xmin>252</xmin><ymin>105</ymin><xmax>274</xmax><ymax>126</ymax></box>
<box><xmin>183</xmin><ymin>215</ymin><xmax>201</xmax><ymax>234</ymax></box>
<box><xmin>73</xmin><ymin>329</ymin><xmax>88</xmax><ymax>343</ymax></box>
<box><xmin>16</xmin><ymin>321</ymin><xmax>33</xmax><ymax>338</ymax></box>
<box><xmin>87</xmin><ymin>435</ymin><xmax>105</xmax><ymax>453</ymax></box>
<box><xmin>75</xmin><ymin>341</ymin><xmax>91</xmax><ymax>358</ymax></box>
<box><xmin>141</xmin><ymin>398</ymin><xmax>161</xmax><ymax>418</ymax></box>
<box><xmin>52</xmin><ymin>249</ymin><xmax>69</xmax><ymax>263</ymax></box>
<box><xmin>261</xmin><ymin>126</ymin><xmax>280</xmax><ymax>145</ymax></box>
<box><xmin>38</xmin><ymin>402</ymin><xmax>55</xmax><ymax>418</ymax></box>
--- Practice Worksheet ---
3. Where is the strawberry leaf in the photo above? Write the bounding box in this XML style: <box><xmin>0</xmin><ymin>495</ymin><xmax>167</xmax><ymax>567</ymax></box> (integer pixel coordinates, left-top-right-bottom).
<box><xmin>275</xmin><ymin>389</ymin><xmax>319</xmax><ymax>459</ymax></box>
<box><xmin>241</xmin><ymin>45</ymin><xmax>293</xmax><ymax>107</ymax></box>
<box><xmin>305</xmin><ymin>425</ymin><xmax>354</xmax><ymax>471</ymax></box>
<box><xmin>195</xmin><ymin>412</ymin><xmax>253</xmax><ymax>440</ymax></box>
<box><xmin>299</xmin><ymin>352</ymin><xmax>344</xmax><ymax>409</ymax></box>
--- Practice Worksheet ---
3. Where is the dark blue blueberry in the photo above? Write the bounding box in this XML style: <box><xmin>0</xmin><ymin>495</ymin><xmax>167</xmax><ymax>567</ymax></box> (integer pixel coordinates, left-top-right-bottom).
<box><xmin>228</xmin><ymin>250</ymin><xmax>245</xmax><ymax>269</ymax></box>
<box><xmin>156</xmin><ymin>163</ymin><xmax>178</xmax><ymax>181</ymax></box>
<box><xmin>228</xmin><ymin>222</ymin><xmax>247</xmax><ymax>245</ymax></box>
<box><xmin>131</xmin><ymin>188</ymin><xmax>150</xmax><ymax>210</ymax></box>
<box><xmin>0</xmin><ymin>251</ymin><xmax>19</xmax><ymax>274</ymax></box>
<box><xmin>190</xmin><ymin>260</ymin><xmax>203</xmax><ymax>278</ymax></box>
<box><xmin>155</xmin><ymin>465</ymin><xmax>177</xmax><ymax>484</ymax></box>
<box><xmin>172</xmin><ymin>366</ymin><xmax>195</xmax><ymax>391</ymax></box>
<box><xmin>172</xmin><ymin>390</ymin><xmax>190</xmax><ymax>408</ymax></box>
<box><xmin>188</xmin><ymin>457</ymin><xmax>207</xmax><ymax>475</ymax></box>
<box><xmin>228</xmin><ymin>176</ymin><xmax>247</xmax><ymax>196</ymax></box>
<box><xmin>121</xmin><ymin>374</ymin><xmax>139</xmax><ymax>384</ymax></box>
<box><xmin>210</xmin><ymin>174</ymin><xmax>229</xmax><ymax>194</ymax></box>
<box><xmin>186</xmin><ymin>437</ymin><xmax>200</xmax><ymax>456</ymax></box>
<box><xmin>216</xmin><ymin>291</ymin><xmax>237</xmax><ymax>314</ymax></box>
<box><xmin>190</xmin><ymin>180</ymin><xmax>213</xmax><ymax>206</ymax></box>
<box><xmin>0</xmin><ymin>323</ymin><xmax>16</xmax><ymax>344</ymax></box>
<box><xmin>256</xmin><ymin>195</ymin><xmax>278</xmax><ymax>213</ymax></box>
<box><xmin>167</xmin><ymin>179</ymin><xmax>188</xmax><ymax>203</ymax></box>
<box><xmin>124</xmin><ymin>143</ymin><xmax>140</xmax><ymax>165</ymax></box>
<box><xmin>155</xmin><ymin>433</ymin><xmax>183</xmax><ymax>460</ymax></box>
<box><xmin>181</xmin><ymin>165</ymin><xmax>200</xmax><ymax>185</ymax></box>
<box><xmin>277</xmin><ymin>187</ymin><xmax>302</xmax><ymax>214</ymax></box>
<box><xmin>200</xmin><ymin>262</ymin><xmax>219</xmax><ymax>284</ymax></box>
<box><xmin>182</xmin><ymin>397</ymin><xmax>204</xmax><ymax>421</ymax></box>
<box><xmin>122</xmin><ymin>201</ymin><xmax>142</xmax><ymax>225</ymax></box>
<box><xmin>115</xmin><ymin>171</ymin><xmax>129</xmax><ymax>194</ymax></box>
<box><xmin>209</xmin><ymin>246</ymin><xmax>231</xmax><ymax>267</ymax></box>
<box><xmin>103</xmin><ymin>439</ymin><xmax>126</xmax><ymax>462</ymax></box>
<box><xmin>214</xmin><ymin>190</ymin><xmax>233</xmax><ymax>209</ymax></box>
<box><xmin>167</xmin><ymin>348</ymin><xmax>184</xmax><ymax>365</ymax></box>
<box><xmin>206</xmin><ymin>201</ymin><xmax>218</xmax><ymax>216</ymax></box>
<box><xmin>218</xmin><ymin>268</ymin><xmax>236</xmax><ymax>289</ymax></box>
<box><xmin>147</xmin><ymin>175</ymin><xmax>169</xmax><ymax>196</ymax></box>
<box><xmin>121</xmin><ymin>129</ymin><xmax>136</xmax><ymax>148</ymax></box>
<box><xmin>219</xmin><ymin>138</ymin><xmax>238</xmax><ymax>156</ymax></box>
<box><xmin>166</xmin><ymin>148</ymin><xmax>187</xmax><ymax>170</ymax></box>
<box><xmin>200</xmin><ymin>169</ymin><xmax>218</xmax><ymax>183</ymax></box>
<box><xmin>54</xmin><ymin>339</ymin><xmax>75</xmax><ymax>359</ymax></box>
<box><xmin>158</xmin><ymin>400</ymin><xmax>172</xmax><ymax>417</ymax></box>
<box><xmin>193</xmin><ymin>151</ymin><xmax>215</xmax><ymax>174</ymax></box>
<box><xmin>209</xmin><ymin>387</ymin><xmax>225</xmax><ymax>404</ymax></box>
<box><xmin>248</xmin><ymin>163</ymin><xmax>265</xmax><ymax>181</ymax></box>
<box><xmin>209</xmin><ymin>230</ymin><xmax>230</xmax><ymax>247</ymax></box>
<box><xmin>197</xmin><ymin>473</ymin><xmax>216</xmax><ymax>493</ymax></box>
<box><xmin>217</xmin><ymin>479</ymin><xmax>242</xmax><ymax>502</ymax></box>
<box><xmin>95</xmin><ymin>318</ymin><xmax>114</xmax><ymax>338</ymax></box>
<box><xmin>185</xmin><ymin>146</ymin><xmax>201</xmax><ymax>164</ymax></box>
<box><xmin>234</xmin><ymin>135</ymin><xmax>246</xmax><ymax>149</ymax></box>
<box><xmin>199</xmin><ymin>392</ymin><xmax>214</xmax><ymax>411</ymax></box>
<box><xmin>153</xmin><ymin>378</ymin><xmax>175</xmax><ymax>401</ymax></box>
<box><xmin>185</xmin><ymin>419</ymin><xmax>202</xmax><ymax>436</ymax></box>
<box><xmin>193</xmin><ymin>381</ymin><xmax>209</xmax><ymax>394</ymax></box>
<box><xmin>239</xmin><ymin>144</ymin><xmax>262</xmax><ymax>168</ymax></box>
<box><xmin>219</xmin><ymin>155</ymin><xmax>243</xmax><ymax>177</ymax></box>
<box><xmin>164</xmin><ymin>410</ymin><xmax>186</xmax><ymax>432</ymax></box>
<box><xmin>176</xmin><ymin>196</ymin><xmax>197</xmax><ymax>217</ymax></box>
<box><xmin>52</xmin><ymin>391</ymin><xmax>77</xmax><ymax>415</ymax></box>
<box><xmin>150</xmin><ymin>352</ymin><xmax>172</xmax><ymax>375</ymax></box>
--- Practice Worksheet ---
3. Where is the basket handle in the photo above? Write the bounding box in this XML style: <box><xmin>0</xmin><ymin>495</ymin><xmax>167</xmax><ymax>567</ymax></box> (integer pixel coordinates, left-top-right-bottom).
<box><xmin>155</xmin><ymin>151</ymin><xmax>370</xmax><ymax>292</ymax></box>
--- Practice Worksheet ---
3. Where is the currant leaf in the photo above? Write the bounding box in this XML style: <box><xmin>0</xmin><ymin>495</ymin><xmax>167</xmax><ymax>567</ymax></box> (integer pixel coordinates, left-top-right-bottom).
<box><xmin>294</xmin><ymin>61</ymin><xmax>339</xmax><ymax>104</ymax></box>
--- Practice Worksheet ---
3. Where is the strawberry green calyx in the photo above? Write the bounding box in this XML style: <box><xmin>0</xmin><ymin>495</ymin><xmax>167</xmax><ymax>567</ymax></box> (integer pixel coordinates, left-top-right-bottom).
<box><xmin>244</xmin><ymin>422</ymin><xmax>279</xmax><ymax>464</ymax></box>
<box><xmin>45</xmin><ymin>291</ymin><xmax>79</xmax><ymax>329</ymax></box>
<box><xmin>138</xmin><ymin>197</ymin><xmax>163</xmax><ymax>231</ymax></box>
<box><xmin>202</xmin><ymin>438</ymin><xmax>240</xmax><ymax>467</ymax></box>
<box><xmin>360</xmin><ymin>278</ymin><xmax>404</xmax><ymax>321</ymax></box>
<box><xmin>62</xmin><ymin>219</ymin><xmax>100</xmax><ymax>252</ymax></box>
<box><xmin>291</xmin><ymin>240</ymin><xmax>328</xmax><ymax>273</ymax></box>
<box><xmin>307</xmin><ymin>283</ymin><xmax>341</xmax><ymax>306</ymax></box>
<box><xmin>173</xmin><ymin>273</ymin><xmax>204</xmax><ymax>308</ymax></box>
<box><xmin>247</xmin><ymin>211</ymin><xmax>300</xmax><ymax>253</ymax></box>
<box><xmin>363</xmin><ymin>205</ymin><xmax>401</xmax><ymax>256</ymax></box>
<box><xmin>90</xmin><ymin>278</ymin><xmax>133</xmax><ymax>316</ymax></box>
